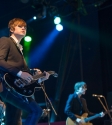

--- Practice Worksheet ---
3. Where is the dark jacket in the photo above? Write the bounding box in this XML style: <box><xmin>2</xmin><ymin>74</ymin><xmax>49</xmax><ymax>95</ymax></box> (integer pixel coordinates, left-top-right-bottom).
<box><xmin>0</xmin><ymin>37</ymin><xmax>28</xmax><ymax>77</ymax></box>
<box><xmin>64</xmin><ymin>92</ymin><xmax>94</xmax><ymax>120</ymax></box>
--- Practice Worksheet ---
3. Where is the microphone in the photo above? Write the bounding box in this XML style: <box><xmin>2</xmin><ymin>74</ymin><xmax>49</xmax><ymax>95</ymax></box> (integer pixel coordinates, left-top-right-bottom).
<box><xmin>92</xmin><ymin>94</ymin><xmax>104</xmax><ymax>97</ymax></box>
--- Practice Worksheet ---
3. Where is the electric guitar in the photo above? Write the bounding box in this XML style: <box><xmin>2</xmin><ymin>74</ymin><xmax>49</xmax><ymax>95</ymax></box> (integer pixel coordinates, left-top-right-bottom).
<box><xmin>4</xmin><ymin>71</ymin><xmax>58</xmax><ymax>97</ymax></box>
<box><xmin>66</xmin><ymin>110</ymin><xmax>112</xmax><ymax>125</ymax></box>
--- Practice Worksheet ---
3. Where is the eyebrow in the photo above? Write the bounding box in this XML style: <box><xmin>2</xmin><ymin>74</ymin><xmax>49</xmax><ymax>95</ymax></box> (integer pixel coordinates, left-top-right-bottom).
<box><xmin>17</xmin><ymin>25</ymin><xmax>27</xmax><ymax>28</ymax></box>
<box><xmin>18</xmin><ymin>25</ymin><xmax>26</xmax><ymax>27</ymax></box>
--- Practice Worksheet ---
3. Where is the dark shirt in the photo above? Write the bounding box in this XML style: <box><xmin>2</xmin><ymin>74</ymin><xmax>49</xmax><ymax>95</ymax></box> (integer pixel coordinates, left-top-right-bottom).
<box><xmin>64</xmin><ymin>92</ymin><xmax>94</xmax><ymax>120</ymax></box>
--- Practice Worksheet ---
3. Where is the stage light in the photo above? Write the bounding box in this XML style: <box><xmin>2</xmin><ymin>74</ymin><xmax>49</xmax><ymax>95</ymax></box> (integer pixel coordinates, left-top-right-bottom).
<box><xmin>1</xmin><ymin>122</ymin><xmax>5</xmax><ymax>125</ymax></box>
<box><xmin>24</xmin><ymin>36</ymin><xmax>32</xmax><ymax>42</ymax></box>
<box><xmin>54</xmin><ymin>17</ymin><xmax>61</xmax><ymax>25</ymax></box>
<box><xmin>56</xmin><ymin>24</ymin><xmax>63</xmax><ymax>31</ymax></box>
<box><xmin>33</xmin><ymin>16</ymin><xmax>37</xmax><ymax>20</ymax></box>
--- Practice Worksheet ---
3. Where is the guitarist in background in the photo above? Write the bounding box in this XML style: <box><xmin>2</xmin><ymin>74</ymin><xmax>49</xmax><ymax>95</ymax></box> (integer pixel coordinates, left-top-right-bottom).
<box><xmin>64</xmin><ymin>81</ymin><xmax>105</xmax><ymax>125</ymax></box>
<box><xmin>0</xmin><ymin>18</ymin><xmax>50</xmax><ymax>125</ymax></box>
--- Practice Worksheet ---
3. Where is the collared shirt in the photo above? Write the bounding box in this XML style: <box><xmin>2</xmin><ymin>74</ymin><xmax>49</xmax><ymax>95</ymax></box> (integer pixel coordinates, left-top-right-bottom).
<box><xmin>10</xmin><ymin>36</ymin><xmax>23</xmax><ymax>52</ymax></box>
<box><xmin>10</xmin><ymin>36</ymin><xmax>23</xmax><ymax>77</ymax></box>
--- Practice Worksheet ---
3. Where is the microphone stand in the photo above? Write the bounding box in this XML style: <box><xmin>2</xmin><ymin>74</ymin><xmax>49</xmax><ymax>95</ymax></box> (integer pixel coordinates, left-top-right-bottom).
<box><xmin>46</xmin><ymin>103</ymin><xmax>51</xmax><ymax>125</ymax></box>
<box><xmin>97</xmin><ymin>97</ymin><xmax>112</xmax><ymax>125</ymax></box>
<box><xmin>39</xmin><ymin>82</ymin><xmax>57</xmax><ymax>125</ymax></box>
<box><xmin>102</xmin><ymin>96</ymin><xmax>112</xmax><ymax>125</ymax></box>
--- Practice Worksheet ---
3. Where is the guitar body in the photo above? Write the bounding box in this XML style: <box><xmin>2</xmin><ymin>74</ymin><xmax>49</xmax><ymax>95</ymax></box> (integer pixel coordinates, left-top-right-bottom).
<box><xmin>4</xmin><ymin>73</ymin><xmax>40</xmax><ymax>97</ymax></box>
<box><xmin>4</xmin><ymin>71</ymin><xmax>58</xmax><ymax>97</ymax></box>
<box><xmin>66</xmin><ymin>113</ymin><xmax>93</xmax><ymax>125</ymax></box>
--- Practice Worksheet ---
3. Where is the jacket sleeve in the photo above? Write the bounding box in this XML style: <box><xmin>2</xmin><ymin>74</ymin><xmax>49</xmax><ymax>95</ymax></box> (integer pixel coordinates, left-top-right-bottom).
<box><xmin>64</xmin><ymin>94</ymin><xmax>77</xmax><ymax>120</ymax></box>
<box><xmin>0</xmin><ymin>37</ymin><xmax>20</xmax><ymax>76</ymax></box>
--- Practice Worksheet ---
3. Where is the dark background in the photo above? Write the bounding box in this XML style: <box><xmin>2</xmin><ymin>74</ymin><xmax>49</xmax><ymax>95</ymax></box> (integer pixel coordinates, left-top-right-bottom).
<box><xmin>0</xmin><ymin>0</ymin><xmax>112</xmax><ymax>125</ymax></box>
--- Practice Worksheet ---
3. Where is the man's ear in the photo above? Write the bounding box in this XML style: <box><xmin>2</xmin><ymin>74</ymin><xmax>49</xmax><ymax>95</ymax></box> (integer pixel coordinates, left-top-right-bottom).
<box><xmin>10</xmin><ymin>27</ymin><xmax>14</xmax><ymax>33</ymax></box>
<box><xmin>10</xmin><ymin>29</ymin><xmax>13</xmax><ymax>33</ymax></box>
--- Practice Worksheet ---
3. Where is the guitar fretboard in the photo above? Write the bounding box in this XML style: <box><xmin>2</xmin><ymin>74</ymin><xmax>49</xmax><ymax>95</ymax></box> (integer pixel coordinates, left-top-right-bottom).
<box><xmin>84</xmin><ymin>113</ymin><xmax>100</xmax><ymax>122</ymax></box>
<box><xmin>32</xmin><ymin>71</ymin><xmax>57</xmax><ymax>80</ymax></box>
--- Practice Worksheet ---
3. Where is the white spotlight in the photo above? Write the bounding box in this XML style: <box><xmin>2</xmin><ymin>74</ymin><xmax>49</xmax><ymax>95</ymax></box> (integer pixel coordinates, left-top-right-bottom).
<box><xmin>33</xmin><ymin>16</ymin><xmax>37</xmax><ymax>20</ymax></box>
<box><xmin>56</xmin><ymin>24</ymin><xmax>63</xmax><ymax>31</ymax></box>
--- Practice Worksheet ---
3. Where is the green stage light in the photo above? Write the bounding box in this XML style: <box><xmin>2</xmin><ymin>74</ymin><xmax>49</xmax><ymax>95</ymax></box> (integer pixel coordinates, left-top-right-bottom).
<box><xmin>24</xmin><ymin>36</ymin><xmax>32</xmax><ymax>42</ymax></box>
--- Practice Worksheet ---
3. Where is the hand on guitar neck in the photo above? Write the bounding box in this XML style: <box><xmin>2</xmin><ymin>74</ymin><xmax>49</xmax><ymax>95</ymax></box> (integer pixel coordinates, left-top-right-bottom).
<box><xmin>18</xmin><ymin>70</ymin><xmax>50</xmax><ymax>85</ymax></box>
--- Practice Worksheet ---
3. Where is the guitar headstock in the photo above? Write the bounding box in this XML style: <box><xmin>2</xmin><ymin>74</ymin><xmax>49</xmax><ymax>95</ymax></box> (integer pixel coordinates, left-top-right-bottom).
<box><xmin>47</xmin><ymin>71</ymin><xmax>58</xmax><ymax>77</ymax></box>
<box><xmin>104</xmin><ymin>108</ymin><xmax>112</xmax><ymax>115</ymax></box>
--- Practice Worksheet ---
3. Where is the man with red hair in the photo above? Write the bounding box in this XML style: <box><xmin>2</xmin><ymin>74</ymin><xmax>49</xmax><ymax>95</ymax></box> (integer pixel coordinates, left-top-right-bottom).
<box><xmin>0</xmin><ymin>18</ymin><xmax>50</xmax><ymax>125</ymax></box>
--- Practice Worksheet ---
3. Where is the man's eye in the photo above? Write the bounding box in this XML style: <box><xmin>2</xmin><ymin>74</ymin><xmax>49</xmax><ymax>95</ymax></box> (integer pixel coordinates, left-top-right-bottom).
<box><xmin>18</xmin><ymin>26</ymin><xmax>26</xmax><ymax>29</ymax></box>
<box><xmin>18</xmin><ymin>25</ymin><xmax>22</xmax><ymax>28</ymax></box>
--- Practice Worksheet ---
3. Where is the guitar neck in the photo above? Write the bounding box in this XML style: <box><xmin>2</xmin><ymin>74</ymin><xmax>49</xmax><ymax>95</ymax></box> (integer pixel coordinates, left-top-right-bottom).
<box><xmin>33</xmin><ymin>72</ymin><xmax>46</xmax><ymax>80</ymax></box>
<box><xmin>32</xmin><ymin>71</ymin><xmax>56</xmax><ymax>80</ymax></box>
<box><xmin>84</xmin><ymin>113</ymin><xmax>100</xmax><ymax>122</ymax></box>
